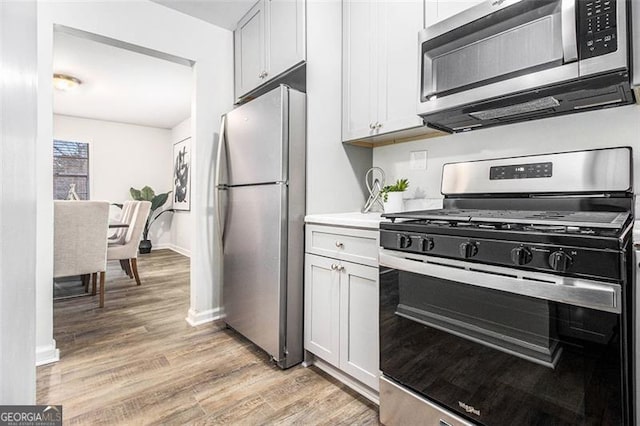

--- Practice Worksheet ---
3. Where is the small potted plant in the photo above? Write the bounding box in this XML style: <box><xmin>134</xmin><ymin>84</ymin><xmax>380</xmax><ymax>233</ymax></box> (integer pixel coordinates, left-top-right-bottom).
<box><xmin>130</xmin><ymin>186</ymin><xmax>174</xmax><ymax>254</ymax></box>
<box><xmin>381</xmin><ymin>178</ymin><xmax>409</xmax><ymax>213</ymax></box>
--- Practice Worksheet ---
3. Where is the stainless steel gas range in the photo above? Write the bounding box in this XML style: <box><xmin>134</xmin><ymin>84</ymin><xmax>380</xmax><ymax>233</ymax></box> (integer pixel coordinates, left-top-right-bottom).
<box><xmin>378</xmin><ymin>147</ymin><xmax>634</xmax><ymax>425</ymax></box>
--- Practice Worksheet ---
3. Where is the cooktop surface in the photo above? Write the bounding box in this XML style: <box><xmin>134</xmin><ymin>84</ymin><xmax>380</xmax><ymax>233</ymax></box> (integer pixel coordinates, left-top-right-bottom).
<box><xmin>384</xmin><ymin>209</ymin><xmax>630</xmax><ymax>230</ymax></box>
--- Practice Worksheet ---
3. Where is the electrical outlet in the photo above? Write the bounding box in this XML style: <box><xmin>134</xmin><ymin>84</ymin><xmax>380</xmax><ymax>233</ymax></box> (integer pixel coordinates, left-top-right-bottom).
<box><xmin>410</xmin><ymin>151</ymin><xmax>427</xmax><ymax>170</ymax></box>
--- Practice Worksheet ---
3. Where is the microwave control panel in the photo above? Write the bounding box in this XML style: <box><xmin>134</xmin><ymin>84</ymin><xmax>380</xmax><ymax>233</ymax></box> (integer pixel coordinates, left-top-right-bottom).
<box><xmin>579</xmin><ymin>0</ymin><xmax>618</xmax><ymax>59</ymax></box>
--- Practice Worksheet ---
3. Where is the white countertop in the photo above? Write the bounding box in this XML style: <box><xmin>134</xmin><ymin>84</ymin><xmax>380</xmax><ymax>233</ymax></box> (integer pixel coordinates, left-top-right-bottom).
<box><xmin>304</xmin><ymin>212</ymin><xmax>387</xmax><ymax>229</ymax></box>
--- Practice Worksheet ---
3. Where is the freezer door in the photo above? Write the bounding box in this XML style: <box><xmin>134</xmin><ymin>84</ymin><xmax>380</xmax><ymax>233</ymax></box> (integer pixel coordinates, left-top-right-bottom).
<box><xmin>225</xmin><ymin>86</ymin><xmax>288</xmax><ymax>186</ymax></box>
<box><xmin>222</xmin><ymin>183</ymin><xmax>287</xmax><ymax>361</ymax></box>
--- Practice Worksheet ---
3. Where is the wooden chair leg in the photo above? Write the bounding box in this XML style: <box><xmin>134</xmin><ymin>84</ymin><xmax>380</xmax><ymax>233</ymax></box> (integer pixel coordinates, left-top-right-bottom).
<box><xmin>99</xmin><ymin>271</ymin><xmax>106</xmax><ymax>308</ymax></box>
<box><xmin>91</xmin><ymin>273</ymin><xmax>97</xmax><ymax>296</ymax></box>
<box><xmin>131</xmin><ymin>258</ymin><xmax>141</xmax><ymax>286</ymax></box>
<box><xmin>120</xmin><ymin>259</ymin><xmax>133</xmax><ymax>278</ymax></box>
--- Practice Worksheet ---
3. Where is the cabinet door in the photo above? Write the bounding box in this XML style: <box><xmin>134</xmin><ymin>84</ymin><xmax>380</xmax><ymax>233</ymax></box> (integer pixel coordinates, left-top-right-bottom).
<box><xmin>235</xmin><ymin>0</ymin><xmax>266</xmax><ymax>98</ymax></box>
<box><xmin>376</xmin><ymin>0</ymin><xmax>424</xmax><ymax>136</ymax></box>
<box><xmin>266</xmin><ymin>0</ymin><xmax>305</xmax><ymax>80</ymax></box>
<box><xmin>425</xmin><ymin>0</ymin><xmax>484</xmax><ymax>27</ymax></box>
<box><xmin>304</xmin><ymin>254</ymin><xmax>341</xmax><ymax>367</ymax></box>
<box><xmin>342</xmin><ymin>0</ymin><xmax>378</xmax><ymax>142</ymax></box>
<box><xmin>339</xmin><ymin>261</ymin><xmax>379</xmax><ymax>391</ymax></box>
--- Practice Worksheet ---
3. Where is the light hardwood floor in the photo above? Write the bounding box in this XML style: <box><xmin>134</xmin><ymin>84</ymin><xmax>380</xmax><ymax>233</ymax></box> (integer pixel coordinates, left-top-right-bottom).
<box><xmin>37</xmin><ymin>249</ymin><xmax>379</xmax><ymax>425</ymax></box>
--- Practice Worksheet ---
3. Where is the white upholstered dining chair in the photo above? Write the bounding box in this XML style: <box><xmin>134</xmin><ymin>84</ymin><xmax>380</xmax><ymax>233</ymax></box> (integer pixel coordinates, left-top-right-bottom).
<box><xmin>109</xmin><ymin>200</ymin><xmax>136</xmax><ymax>244</ymax></box>
<box><xmin>54</xmin><ymin>200</ymin><xmax>110</xmax><ymax>307</ymax></box>
<box><xmin>107</xmin><ymin>200</ymin><xmax>151</xmax><ymax>286</ymax></box>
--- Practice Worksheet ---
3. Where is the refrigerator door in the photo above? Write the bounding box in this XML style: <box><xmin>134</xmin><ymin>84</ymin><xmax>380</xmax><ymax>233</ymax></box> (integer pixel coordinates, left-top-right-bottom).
<box><xmin>225</xmin><ymin>86</ymin><xmax>288</xmax><ymax>186</ymax></box>
<box><xmin>222</xmin><ymin>183</ymin><xmax>287</xmax><ymax>361</ymax></box>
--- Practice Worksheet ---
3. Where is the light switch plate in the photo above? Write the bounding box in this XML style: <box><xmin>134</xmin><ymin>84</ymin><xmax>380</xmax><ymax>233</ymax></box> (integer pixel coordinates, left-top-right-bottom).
<box><xmin>410</xmin><ymin>151</ymin><xmax>427</xmax><ymax>170</ymax></box>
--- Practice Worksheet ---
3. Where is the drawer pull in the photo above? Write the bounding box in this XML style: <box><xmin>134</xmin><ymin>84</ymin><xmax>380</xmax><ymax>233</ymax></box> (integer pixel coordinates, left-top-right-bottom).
<box><xmin>335</xmin><ymin>241</ymin><xmax>344</xmax><ymax>248</ymax></box>
<box><xmin>330</xmin><ymin>263</ymin><xmax>345</xmax><ymax>272</ymax></box>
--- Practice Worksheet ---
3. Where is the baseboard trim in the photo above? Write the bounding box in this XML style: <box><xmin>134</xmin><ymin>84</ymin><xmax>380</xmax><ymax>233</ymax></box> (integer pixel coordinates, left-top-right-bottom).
<box><xmin>36</xmin><ymin>340</ymin><xmax>60</xmax><ymax>366</ymax></box>
<box><xmin>186</xmin><ymin>307</ymin><xmax>223</xmax><ymax>327</ymax></box>
<box><xmin>153</xmin><ymin>243</ymin><xmax>191</xmax><ymax>258</ymax></box>
<box><xmin>305</xmin><ymin>353</ymin><xmax>379</xmax><ymax>405</ymax></box>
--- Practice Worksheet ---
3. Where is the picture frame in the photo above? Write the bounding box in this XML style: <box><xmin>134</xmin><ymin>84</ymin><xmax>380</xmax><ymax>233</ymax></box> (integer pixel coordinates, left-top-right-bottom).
<box><xmin>172</xmin><ymin>137</ymin><xmax>191</xmax><ymax>211</ymax></box>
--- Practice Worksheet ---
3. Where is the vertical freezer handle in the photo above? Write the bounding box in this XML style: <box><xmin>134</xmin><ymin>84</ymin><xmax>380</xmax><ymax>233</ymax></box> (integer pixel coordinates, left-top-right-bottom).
<box><xmin>214</xmin><ymin>115</ymin><xmax>227</xmax><ymax>245</ymax></box>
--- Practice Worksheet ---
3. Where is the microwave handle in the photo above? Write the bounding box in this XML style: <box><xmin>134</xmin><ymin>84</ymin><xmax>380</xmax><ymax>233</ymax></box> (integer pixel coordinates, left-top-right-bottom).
<box><xmin>561</xmin><ymin>0</ymin><xmax>578</xmax><ymax>63</ymax></box>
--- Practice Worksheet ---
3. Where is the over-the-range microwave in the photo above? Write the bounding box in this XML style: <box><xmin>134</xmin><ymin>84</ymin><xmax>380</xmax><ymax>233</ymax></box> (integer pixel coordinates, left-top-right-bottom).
<box><xmin>418</xmin><ymin>0</ymin><xmax>638</xmax><ymax>133</ymax></box>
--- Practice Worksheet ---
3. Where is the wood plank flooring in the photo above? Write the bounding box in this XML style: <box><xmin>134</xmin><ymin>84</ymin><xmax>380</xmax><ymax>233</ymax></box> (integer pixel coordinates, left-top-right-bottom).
<box><xmin>37</xmin><ymin>249</ymin><xmax>379</xmax><ymax>425</ymax></box>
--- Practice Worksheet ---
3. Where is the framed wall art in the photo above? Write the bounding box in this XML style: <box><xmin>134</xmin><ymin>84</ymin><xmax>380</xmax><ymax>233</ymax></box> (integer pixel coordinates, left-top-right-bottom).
<box><xmin>173</xmin><ymin>137</ymin><xmax>191</xmax><ymax>211</ymax></box>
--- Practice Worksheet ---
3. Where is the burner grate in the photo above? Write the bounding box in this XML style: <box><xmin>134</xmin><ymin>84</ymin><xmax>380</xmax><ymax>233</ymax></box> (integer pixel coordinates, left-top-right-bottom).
<box><xmin>385</xmin><ymin>209</ymin><xmax>629</xmax><ymax>230</ymax></box>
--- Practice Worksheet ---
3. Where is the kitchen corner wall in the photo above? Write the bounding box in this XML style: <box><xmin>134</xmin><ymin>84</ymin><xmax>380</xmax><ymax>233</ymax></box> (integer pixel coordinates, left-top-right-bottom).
<box><xmin>306</xmin><ymin>0</ymin><xmax>372</xmax><ymax>214</ymax></box>
<box><xmin>374</xmin><ymin>104</ymin><xmax>640</xmax><ymax>203</ymax></box>
<box><xmin>1</xmin><ymin>0</ymin><xmax>37</xmax><ymax>404</ymax></box>
<box><xmin>169</xmin><ymin>117</ymin><xmax>192</xmax><ymax>257</ymax></box>
<box><xmin>53</xmin><ymin>114</ymin><xmax>173</xmax><ymax>247</ymax></box>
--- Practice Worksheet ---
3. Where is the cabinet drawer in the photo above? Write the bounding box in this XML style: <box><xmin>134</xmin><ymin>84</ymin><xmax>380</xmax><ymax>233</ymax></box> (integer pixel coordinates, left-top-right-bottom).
<box><xmin>305</xmin><ymin>225</ymin><xmax>379</xmax><ymax>267</ymax></box>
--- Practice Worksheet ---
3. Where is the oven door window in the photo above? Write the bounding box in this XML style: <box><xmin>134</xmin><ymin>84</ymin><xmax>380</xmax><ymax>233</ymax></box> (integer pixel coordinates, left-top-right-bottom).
<box><xmin>380</xmin><ymin>269</ymin><xmax>624</xmax><ymax>425</ymax></box>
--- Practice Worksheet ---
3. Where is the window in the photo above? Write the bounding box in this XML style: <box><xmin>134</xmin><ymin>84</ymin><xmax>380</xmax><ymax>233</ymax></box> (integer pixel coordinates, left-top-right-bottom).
<box><xmin>53</xmin><ymin>140</ymin><xmax>90</xmax><ymax>200</ymax></box>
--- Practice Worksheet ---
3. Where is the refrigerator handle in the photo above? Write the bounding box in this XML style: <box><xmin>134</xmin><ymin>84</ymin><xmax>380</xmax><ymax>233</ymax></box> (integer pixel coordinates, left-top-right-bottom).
<box><xmin>214</xmin><ymin>114</ymin><xmax>227</xmax><ymax>244</ymax></box>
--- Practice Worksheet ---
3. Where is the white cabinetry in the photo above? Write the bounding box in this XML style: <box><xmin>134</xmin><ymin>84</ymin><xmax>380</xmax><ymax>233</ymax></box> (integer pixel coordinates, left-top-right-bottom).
<box><xmin>425</xmin><ymin>0</ymin><xmax>485</xmax><ymax>28</ymax></box>
<box><xmin>304</xmin><ymin>224</ymin><xmax>379</xmax><ymax>392</ymax></box>
<box><xmin>342</xmin><ymin>0</ymin><xmax>424</xmax><ymax>143</ymax></box>
<box><xmin>234</xmin><ymin>0</ymin><xmax>305</xmax><ymax>100</ymax></box>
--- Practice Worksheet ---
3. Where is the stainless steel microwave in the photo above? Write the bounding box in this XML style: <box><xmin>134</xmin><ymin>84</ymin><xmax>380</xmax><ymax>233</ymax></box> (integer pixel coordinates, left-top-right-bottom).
<box><xmin>418</xmin><ymin>0</ymin><xmax>636</xmax><ymax>133</ymax></box>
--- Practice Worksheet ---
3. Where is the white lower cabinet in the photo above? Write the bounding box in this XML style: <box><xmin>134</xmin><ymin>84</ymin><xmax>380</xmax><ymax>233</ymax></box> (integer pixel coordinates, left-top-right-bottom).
<box><xmin>304</xmin><ymin>252</ymin><xmax>379</xmax><ymax>391</ymax></box>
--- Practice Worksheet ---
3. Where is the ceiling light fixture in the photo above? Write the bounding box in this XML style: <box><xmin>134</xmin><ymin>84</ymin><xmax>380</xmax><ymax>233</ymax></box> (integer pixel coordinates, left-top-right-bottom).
<box><xmin>53</xmin><ymin>73</ymin><xmax>82</xmax><ymax>91</ymax></box>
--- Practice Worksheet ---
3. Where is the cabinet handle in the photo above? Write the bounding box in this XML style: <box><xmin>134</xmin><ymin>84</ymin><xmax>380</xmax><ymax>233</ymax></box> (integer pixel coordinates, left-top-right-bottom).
<box><xmin>335</xmin><ymin>241</ymin><xmax>344</xmax><ymax>248</ymax></box>
<box><xmin>369</xmin><ymin>123</ymin><xmax>375</xmax><ymax>130</ymax></box>
<box><xmin>337</xmin><ymin>265</ymin><xmax>345</xmax><ymax>272</ymax></box>
<box><xmin>376</xmin><ymin>123</ymin><xmax>383</xmax><ymax>129</ymax></box>
<box><xmin>331</xmin><ymin>263</ymin><xmax>338</xmax><ymax>270</ymax></box>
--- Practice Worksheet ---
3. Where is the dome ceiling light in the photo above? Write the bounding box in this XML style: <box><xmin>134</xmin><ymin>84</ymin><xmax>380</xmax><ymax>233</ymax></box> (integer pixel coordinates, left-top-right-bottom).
<box><xmin>53</xmin><ymin>73</ymin><xmax>82</xmax><ymax>91</ymax></box>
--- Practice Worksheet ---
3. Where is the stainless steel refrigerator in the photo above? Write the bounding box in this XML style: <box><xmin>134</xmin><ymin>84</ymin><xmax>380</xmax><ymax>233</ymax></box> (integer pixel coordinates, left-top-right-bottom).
<box><xmin>215</xmin><ymin>85</ymin><xmax>305</xmax><ymax>369</ymax></box>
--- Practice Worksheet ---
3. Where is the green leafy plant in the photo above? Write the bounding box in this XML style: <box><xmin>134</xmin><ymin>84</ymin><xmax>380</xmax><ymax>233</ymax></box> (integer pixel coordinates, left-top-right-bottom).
<box><xmin>381</xmin><ymin>178</ymin><xmax>409</xmax><ymax>202</ymax></box>
<box><xmin>130</xmin><ymin>186</ymin><xmax>174</xmax><ymax>240</ymax></box>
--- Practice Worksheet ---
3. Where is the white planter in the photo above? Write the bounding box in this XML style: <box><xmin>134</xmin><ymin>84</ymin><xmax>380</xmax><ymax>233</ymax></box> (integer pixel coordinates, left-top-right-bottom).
<box><xmin>384</xmin><ymin>192</ymin><xmax>404</xmax><ymax>213</ymax></box>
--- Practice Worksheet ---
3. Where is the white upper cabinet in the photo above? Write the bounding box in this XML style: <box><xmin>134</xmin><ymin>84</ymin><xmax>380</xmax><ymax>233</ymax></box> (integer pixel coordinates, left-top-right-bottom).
<box><xmin>235</xmin><ymin>1</ymin><xmax>265</xmax><ymax>99</ymax></box>
<box><xmin>266</xmin><ymin>0</ymin><xmax>306</xmax><ymax>79</ymax></box>
<box><xmin>235</xmin><ymin>0</ymin><xmax>306</xmax><ymax>100</ymax></box>
<box><xmin>425</xmin><ymin>0</ymin><xmax>485</xmax><ymax>28</ymax></box>
<box><xmin>342</xmin><ymin>0</ymin><xmax>424</xmax><ymax>143</ymax></box>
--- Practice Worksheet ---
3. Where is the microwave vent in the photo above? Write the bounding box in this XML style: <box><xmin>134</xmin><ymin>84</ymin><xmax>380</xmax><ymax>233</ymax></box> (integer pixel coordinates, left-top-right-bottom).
<box><xmin>469</xmin><ymin>97</ymin><xmax>560</xmax><ymax>120</ymax></box>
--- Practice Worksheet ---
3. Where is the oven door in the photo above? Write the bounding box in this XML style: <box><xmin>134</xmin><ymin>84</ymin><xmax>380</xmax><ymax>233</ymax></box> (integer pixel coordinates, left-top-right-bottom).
<box><xmin>380</xmin><ymin>249</ymin><xmax>628</xmax><ymax>425</ymax></box>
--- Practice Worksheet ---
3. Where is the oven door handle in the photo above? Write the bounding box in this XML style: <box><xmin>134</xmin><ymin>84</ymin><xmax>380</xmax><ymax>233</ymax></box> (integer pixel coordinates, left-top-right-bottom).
<box><xmin>379</xmin><ymin>249</ymin><xmax>621</xmax><ymax>314</ymax></box>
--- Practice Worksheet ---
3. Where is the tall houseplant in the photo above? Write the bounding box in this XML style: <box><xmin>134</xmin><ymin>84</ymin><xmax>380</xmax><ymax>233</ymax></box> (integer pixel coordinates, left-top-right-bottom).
<box><xmin>130</xmin><ymin>186</ymin><xmax>174</xmax><ymax>254</ymax></box>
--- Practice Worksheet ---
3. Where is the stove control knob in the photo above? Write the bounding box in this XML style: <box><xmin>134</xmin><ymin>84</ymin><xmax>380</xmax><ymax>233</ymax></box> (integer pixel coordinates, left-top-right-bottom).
<box><xmin>459</xmin><ymin>242</ymin><xmax>478</xmax><ymax>259</ymax></box>
<box><xmin>420</xmin><ymin>237</ymin><xmax>435</xmax><ymax>252</ymax></box>
<box><xmin>549</xmin><ymin>251</ymin><xmax>572</xmax><ymax>272</ymax></box>
<box><xmin>511</xmin><ymin>247</ymin><xmax>533</xmax><ymax>265</ymax></box>
<box><xmin>397</xmin><ymin>234</ymin><xmax>412</xmax><ymax>249</ymax></box>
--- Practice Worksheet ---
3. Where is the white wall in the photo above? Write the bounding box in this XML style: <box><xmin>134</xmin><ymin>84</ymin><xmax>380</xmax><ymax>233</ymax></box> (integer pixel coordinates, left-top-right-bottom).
<box><xmin>374</xmin><ymin>104</ymin><xmax>640</xmax><ymax>206</ymax></box>
<box><xmin>37</xmin><ymin>0</ymin><xmax>234</xmax><ymax>365</ymax></box>
<box><xmin>0</xmin><ymin>0</ymin><xmax>37</xmax><ymax>403</ymax></box>
<box><xmin>53</xmin><ymin>114</ymin><xmax>173</xmax><ymax>247</ymax></box>
<box><xmin>170</xmin><ymin>117</ymin><xmax>192</xmax><ymax>256</ymax></box>
<box><xmin>306</xmin><ymin>0</ymin><xmax>372</xmax><ymax>214</ymax></box>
